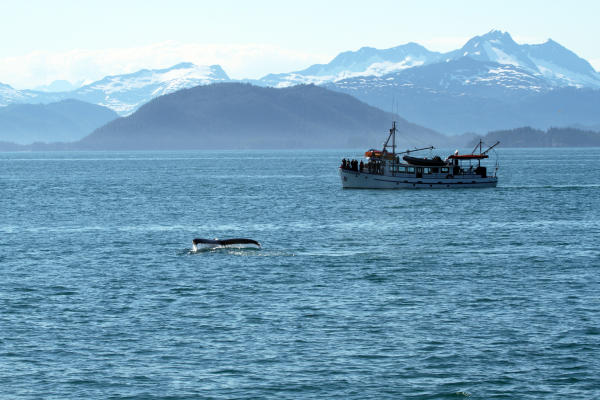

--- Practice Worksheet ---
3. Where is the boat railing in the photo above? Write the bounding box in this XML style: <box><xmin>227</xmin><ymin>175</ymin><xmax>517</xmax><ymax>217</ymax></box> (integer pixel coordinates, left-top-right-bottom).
<box><xmin>341</xmin><ymin>157</ymin><xmax>497</xmax><ymax>177</ymax></box>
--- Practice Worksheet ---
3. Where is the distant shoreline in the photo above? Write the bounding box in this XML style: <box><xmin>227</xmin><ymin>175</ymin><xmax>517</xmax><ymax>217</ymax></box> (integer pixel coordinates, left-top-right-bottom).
<box><xmin>2</xmin><ymin>124</ymin><xmax>599</xmax><ymax>153</ymax></box>
<box><xmin>470</xmin><ymin>127</ymin><xmax>600</xmax><ymax>148</ymax></box>
<box><xmin>3</xmin><ymin>143</ymin><xmax>600</xmax><ymax>153</ymax></box>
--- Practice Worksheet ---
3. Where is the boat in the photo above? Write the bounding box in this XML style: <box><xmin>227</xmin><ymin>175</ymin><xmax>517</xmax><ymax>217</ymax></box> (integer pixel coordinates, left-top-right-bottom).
<box><xmin>339</xmin><ymin>122</ymin><xmax>499</xmax><ymax>189</ymax></box>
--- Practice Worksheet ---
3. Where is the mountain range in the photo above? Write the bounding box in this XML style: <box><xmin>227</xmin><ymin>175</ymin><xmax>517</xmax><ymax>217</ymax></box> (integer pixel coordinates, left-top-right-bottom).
<box><xmin>325</xmin><ymin>58</ymin><xmax>600</xmax><ymax>133</ymax></box>
<box><xmin>0</xmin><ymin>63</ymin><xmax>229</xmax><ymax>115</ymax></box>
<box><xmin>259</xmin><ymin>30</ymin><xmax>600</xmax><ymax>89</ymax></box>
<box><xmin>316</xmin><ymin>31</ymin><xmax>600</xmax><ymax>133</ymax></box>
<box><xmin>0</xmin><ymin>83</ymin><xmax>463</xmax><ymax>151</ymax></box>
<box><xmin>0</xmin><ymin>29</ymin><xmax>599</xmax><ymax>145</ymax></box>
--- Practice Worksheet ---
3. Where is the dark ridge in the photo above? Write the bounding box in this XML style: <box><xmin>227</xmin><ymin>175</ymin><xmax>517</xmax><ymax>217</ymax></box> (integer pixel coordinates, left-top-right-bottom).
<box><xmin>0</xmin><ymin>99</ymin><xmax>118</xmax><ymax>144</ymax></box>
<box><xmin>75</xmin><ymin>83</ymin><xmax>449</xmax><ymax>150</ymax></box>
<box><xmin>470</xmin><ymin>126</ymin><xmax>600</xmax><ymax>147</ymax></box>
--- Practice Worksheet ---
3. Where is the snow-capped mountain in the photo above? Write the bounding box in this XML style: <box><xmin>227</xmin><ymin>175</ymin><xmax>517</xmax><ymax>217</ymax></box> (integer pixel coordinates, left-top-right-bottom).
<box><xmin>0</xmin><ymin>63</ymin><xmax>230</xmax><ymax>115</ymax></box>
<box><xmin>258</xmin><ymin>43</ymin><xmax>442</xmax><ymax>87</ymax></box>
<box><xmin>332</xmin><ymin>57</ymin><xmax>552</xmax><ymax>100</ymax></box>
<box><xmin>260</xmin><ymin>29</ymin><xmax>600</xmax><ymax>133</ymax></box>
<box><xmin>258</xmin><ymin>30</ymin><xmax>600</xmax><ymax>89</ymax></box>
<box><xmin>0</xmin><ymin>29</ymin><xmax>598</xmax><ymax>134</ymax></box>
<box><xmin>0</xmin><ymin>82</ymin><xmax>44</xmax><ymax>106</ymax></box>
<box><xmin>522</xmin><ymin>39</ymin><xmax>600</xmax><ymax>87</ymax></box>
<box><xmin>70</xmin><ymin>63</ymin><xmax>230</xmax><ymax>114</ymax></box>
<box><xmin>325</xmin><ymin>57</ymin><xmax>600</xmax><ymax>134</ymax></box>
<box><xmin>445</xmin><ymin>30</ymin><xmax>600</xmax><ymax>88</ymax></box>
<box><xmin>445</xmin><ymin>30</ymin><xmax>540</xmax><ymax>71</ymax></box>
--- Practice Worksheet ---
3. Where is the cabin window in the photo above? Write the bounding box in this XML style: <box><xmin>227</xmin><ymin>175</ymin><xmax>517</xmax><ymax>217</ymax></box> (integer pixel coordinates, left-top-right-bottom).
<box><xmin>441</xmin><ymin>167</ymin><xmax>449</xmax><ymax>173</ymax></box>
<box><xmin>398</xmin><ymin>166</ymin><xmax>407</xmax><ymax>173</ymax></box>
<box><xmin>424</xmin><ymin>168</ymin><xmax>431</xmax><ymax>174</ymax></box>
<box><xmin>407</xmin><ymin>167</ymin><xmax>415</xmax><ymax>173</ymax></box>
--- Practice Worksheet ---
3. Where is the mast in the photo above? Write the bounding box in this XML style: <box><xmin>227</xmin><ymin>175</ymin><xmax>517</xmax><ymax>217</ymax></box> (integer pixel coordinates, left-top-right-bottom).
<box><xmin>471</xmin><ymin>139</ymin><xmax>484</xmax><ymax>166</ymax></box>
<box><xmin>392</xmin><ymin>121</ymin><xmax>396</xmax><ymax>156</ymax></box>
<box><xmin>382</xmin><ymin>121</ymin><xmax>397</xmax><ymax>155</ymax></box>
<box><xmin>471</xmin><ymin>139</ymin><xmax>484</xmax><ymax>155</ymax></box>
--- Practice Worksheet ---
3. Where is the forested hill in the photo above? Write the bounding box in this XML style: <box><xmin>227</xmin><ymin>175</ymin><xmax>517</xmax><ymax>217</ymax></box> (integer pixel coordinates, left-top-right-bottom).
<box><xmin>77</xmin><ymin>83</ymin><xmax>450</xmax><ymax>150</ymax></box>
<box><xmin>472</xmin><ymin>127</ymin><xmax>600</xmax><ymax>147</ymax></box>
<box><xmin>0</xmin><ymin>100</ymin><xmax>117</xmax><ymax>144</ymax></box>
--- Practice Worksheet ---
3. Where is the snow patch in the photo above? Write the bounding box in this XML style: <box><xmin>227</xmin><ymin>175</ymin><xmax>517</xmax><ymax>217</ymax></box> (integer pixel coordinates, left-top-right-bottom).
<box><xmin>483</xmin><ymin>43</ymin><xmax>522</xmax><ymax>67</ymax></box>
<box><xmin>267</xmin><ymin>57</ymin><xmax>426</xmax><ymax>87</ymax></box>
<box><xmin>530</xmin><ymin>56</ymin><xmax>600</xmax><ymax>88</ymax></box>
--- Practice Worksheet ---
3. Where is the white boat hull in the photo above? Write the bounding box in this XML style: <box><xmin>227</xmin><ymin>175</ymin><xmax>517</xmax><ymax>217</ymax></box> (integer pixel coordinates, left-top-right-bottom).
<box><xmin>339</xmin><ymin>168</ymin><xmax>498</xmax><ymax>189</ymax></box>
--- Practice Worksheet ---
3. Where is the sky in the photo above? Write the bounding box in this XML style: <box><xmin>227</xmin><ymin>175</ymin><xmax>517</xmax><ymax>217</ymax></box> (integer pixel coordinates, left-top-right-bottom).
<box><xmin>1</xmin><ymin>0</ymin><xmax>599</xmax><ymax>89</ymax></box>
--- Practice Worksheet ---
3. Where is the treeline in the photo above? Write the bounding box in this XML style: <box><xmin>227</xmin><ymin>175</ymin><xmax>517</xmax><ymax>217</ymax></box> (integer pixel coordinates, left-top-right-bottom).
<box><xmin>473</xmin><ymin>126</ymin><xmax>600</xmax><ymax>147</ymax></box>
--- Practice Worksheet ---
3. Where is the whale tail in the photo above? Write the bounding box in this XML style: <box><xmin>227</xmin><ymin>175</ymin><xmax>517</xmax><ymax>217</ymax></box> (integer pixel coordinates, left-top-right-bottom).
<box><xmin>192</xmin><ymin>238</ymin><xmax>261</xmax><ymax>250</ymax></box>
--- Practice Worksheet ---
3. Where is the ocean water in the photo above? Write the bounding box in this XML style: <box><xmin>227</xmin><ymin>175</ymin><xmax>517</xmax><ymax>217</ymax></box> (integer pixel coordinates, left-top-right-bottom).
<box><xmin>1</xmin><ymin>148</ymin><xmax>599</xmax><ymax>399</ymax></box>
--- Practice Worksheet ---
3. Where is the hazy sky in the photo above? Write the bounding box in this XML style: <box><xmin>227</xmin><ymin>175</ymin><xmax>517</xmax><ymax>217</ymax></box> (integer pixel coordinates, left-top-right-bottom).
<box><xmin>1</xmin><ymin>0</ymin><xmax>598</xmax><ymax>88</ymax></box>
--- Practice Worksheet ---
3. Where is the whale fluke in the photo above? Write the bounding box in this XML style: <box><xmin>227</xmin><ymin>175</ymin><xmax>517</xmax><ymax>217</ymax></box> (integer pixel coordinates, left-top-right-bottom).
<box><xmin>192</xmin><ymin>238</ymin><xmax>261</xmax><ymax>251</ymax></box>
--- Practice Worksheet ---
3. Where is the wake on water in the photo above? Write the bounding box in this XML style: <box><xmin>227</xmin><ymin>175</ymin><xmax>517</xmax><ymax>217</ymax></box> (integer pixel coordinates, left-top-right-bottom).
<box><xmin>190</xmin><ymin>244</ymin><xmax>262</xmax><ymax>253</ymax></box>
<box><xmin>183</xmin><ymin>241</ymin><xmax>263</xmax><ymax>256</ymax></box>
